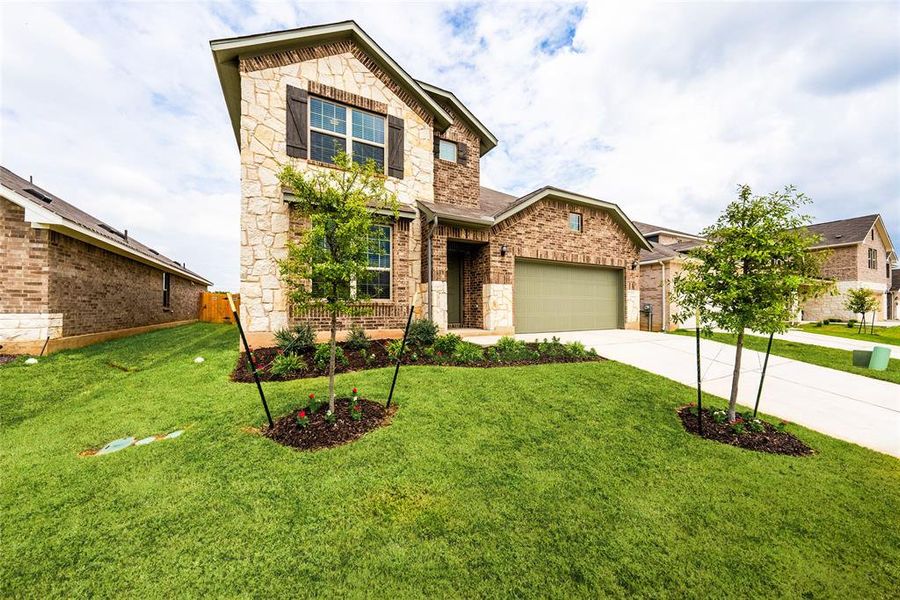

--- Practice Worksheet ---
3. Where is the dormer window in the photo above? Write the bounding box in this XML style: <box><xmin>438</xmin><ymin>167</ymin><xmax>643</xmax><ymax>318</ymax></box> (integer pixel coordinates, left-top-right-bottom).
<box><xmin>438</xmin><ymin>139</ymin><xmax>458</xmax><ymax>163</ymax></box>
<box><xmin>309</xmin><ymin>97</ymin><xmax>385</xmax><ymax>172</ymax></box>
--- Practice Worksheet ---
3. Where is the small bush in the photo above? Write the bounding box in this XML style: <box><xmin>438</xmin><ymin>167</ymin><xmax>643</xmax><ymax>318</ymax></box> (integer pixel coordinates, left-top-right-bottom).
<box><xmin>564</xmin><ymin>341</ymin><xmax>590</xmax><ymax>359</ymax></box>
<box><xmin>538</xmin><ymin>336</ymin><xmax>567</xmax><ymax>358</ymax></box>
<box><xmin>847</xmin><ymin>320</ymin><xmax>857</xmax><ymax>328</ymax></box>
<box><xmin>712</xmin><ymin>409</ymin><xmax>727</xmax><ymax>424</ymax></box>
<box><xmin>314</xmin><ymin>344</ymin><xmax>348</xmax><ymax>371</ymax></box>
<box><xmin>823</xmin><ymin>319</ymin><xmax>831</xmax><ymax>325</ymax></box>
<box><xmin>407</xmin><ymin>319</ymin><xmax>439</xmax><ymax>347</ymax></box>
<box><xmin>494</xmin><ymin>336</ymin><xmax>532</xmax><ymax>361</ymax></box>
<box><xmin>814</xmin><ymin>321</ymin><xmax>823</xmax><ymax>328</ymax></box>
<box><xmin>434</xmin><ymin>333</ymin><xmax>462</xmax><ymax>355</ymax></box>
<box><xmin>274</xmin><ymin>323</ymin><xmax>316</xmax><ymax>354</ymax></box>
<box><xmin>452</xmin><ymin>342</ymin><xmax>484</xmax><ymax>364</ymax></box>
<box><xmin>270</xmin><ymin>353</ymin><xmax>307</xmax><ymax>377</ymax></box>
<box><xmin>386</xmin><ymin>339</ymin><xmax>404</xmax><ymax>360</ymax></box>
<box><xmin>345</xmin><ymin>324</ymin><xmax>371</xmax><ymax>351</ymax></box>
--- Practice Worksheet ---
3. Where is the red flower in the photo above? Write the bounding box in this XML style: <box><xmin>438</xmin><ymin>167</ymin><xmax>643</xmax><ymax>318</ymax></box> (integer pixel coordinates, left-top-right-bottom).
<box><xmin>298</xmin><ymin>410</ymin><xmax>306</xmax><ymax>418</ymax></box>
<box><xmin>309</xmin><ymin>393</ymin><xmax>315</xmax><ymax>399</ymax></box>
<box><xmin>352</xmin><ymin>388</ymin><xmax>358</xmax><ymax>394</ymax></box>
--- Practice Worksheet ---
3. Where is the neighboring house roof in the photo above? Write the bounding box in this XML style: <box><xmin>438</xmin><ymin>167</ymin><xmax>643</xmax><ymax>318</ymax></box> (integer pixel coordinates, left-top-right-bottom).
<box><xmin>0</xmin><ymin>166</ymin><xmax>212</xmax><ymax>286</ymax></box>
<box><xmin>632</xmin><ymin>221</ymin><xmax>705</xmax><ymax>242</ymax></box>
<box><xmin>418</xmin><ymin>186</ymin><xmax>652</xmax><ymax>251</ymax></box>
<box><xmin>639</xmin><ymin>242</ymin><xmax>682</xmax><ymax>263</ymax></box>
<box><xmin>416</xmin><ymin>81</ymin><xmax>497</xmax><ymax>156</ymax></box>
<box><xmin>804</xmin><ymin>214</ymin><xmax>895</xmax><ymax>256</ymax></box>
<box><xmin>210</xmin><ymin>21</ymin><xmax>455</xmax><ymax>148</ymax></box>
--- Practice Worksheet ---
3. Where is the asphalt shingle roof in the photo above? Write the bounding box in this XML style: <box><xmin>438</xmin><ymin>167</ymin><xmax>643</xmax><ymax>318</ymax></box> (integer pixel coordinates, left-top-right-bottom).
<box><xmin>803</xmin><ymin>214</ymin><xmax>880</xmax><ymax>248</ymax></box>
<box><xmin>1</xmin><ymin>166</ymin><xmax>210</xmax><ymax>284</ymax></box>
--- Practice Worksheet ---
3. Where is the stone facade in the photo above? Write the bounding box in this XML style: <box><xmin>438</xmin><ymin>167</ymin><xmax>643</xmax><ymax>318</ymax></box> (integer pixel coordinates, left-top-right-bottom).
<box><xmin>238</xmin><ymin>44</ymin><xmax>434</xmax><ymax>339</ymax></box>
<box><xmin>0</xmin><ymin>198</ymin><xmax>204</xmax><ymax>351</ymax></box>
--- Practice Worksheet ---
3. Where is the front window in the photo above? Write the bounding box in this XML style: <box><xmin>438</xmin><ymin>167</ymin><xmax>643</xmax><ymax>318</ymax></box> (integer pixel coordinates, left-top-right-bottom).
<box><xmin>358</xmin><ymin>225</ymin><xmax>391</xmax><ymax>300</ymax></box>
<box><xmin>568</xmin><ymin>212</ymin><xmax>583</xmax><ymax>232</ymax></box>
<box><xmin>438</xmin><ymin>139</ymin><xmax>458</xmax><ymax>162</ymax></box>
<box><xmin>869</xmin><ymin>248</ymin><xmax>878</xmax><ymax>270</ymax></box>
<box><xmin>309</xmin><ymin>97</ymin><xmax>385</xmax><ymax>171</ymax></box>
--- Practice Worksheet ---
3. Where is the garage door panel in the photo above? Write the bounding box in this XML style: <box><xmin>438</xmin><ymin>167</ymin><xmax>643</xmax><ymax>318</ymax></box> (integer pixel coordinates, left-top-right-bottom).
<box><xmin>514</xmin><ymin>260</ymin><xmax>622</xmax><ymax>333</ymax></box>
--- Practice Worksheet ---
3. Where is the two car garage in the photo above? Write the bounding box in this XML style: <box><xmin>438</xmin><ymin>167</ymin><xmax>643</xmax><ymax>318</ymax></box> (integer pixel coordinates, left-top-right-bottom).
<box><xmin>513</xmin><ymin>259</ymin><xmax>624</xmax><ymax>334</ymax></box>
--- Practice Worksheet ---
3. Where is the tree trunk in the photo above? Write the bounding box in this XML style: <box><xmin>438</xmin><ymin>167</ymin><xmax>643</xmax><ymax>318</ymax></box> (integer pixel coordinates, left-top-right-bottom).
<box><xmin>858</xmin><ymin>314</ymin><xmax>864</xmax><ymax>334</ymax></box>
<box><xmin>728</xmin><ymin>329</ymin><xmax>745</xmax><ymax>422</ymax></box>
<box><xmin>328</xmin><ymin>311</ymin><xmax>337</xmax><ymax>413</ymax></box>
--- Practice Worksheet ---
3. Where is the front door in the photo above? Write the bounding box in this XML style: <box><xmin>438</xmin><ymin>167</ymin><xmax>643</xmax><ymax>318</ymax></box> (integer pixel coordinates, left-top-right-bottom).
<box><xmin>447</xmin><ymin>253</ymin><xmax>463</xmax><ymax>327</ymax></box>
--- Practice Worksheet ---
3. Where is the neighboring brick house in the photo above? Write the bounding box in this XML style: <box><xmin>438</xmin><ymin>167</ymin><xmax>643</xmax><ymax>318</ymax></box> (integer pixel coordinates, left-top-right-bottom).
<box><xmin>890</xmin><ymin>269</ymin><xmax>900</xmax><ymax>321</ymax></box>
<box><xmin>799</xmin><ymin>214</ymin><xmax>896</xmax><ymax>322</ymax></box>
<box><xmin>210</xmin><ymin>21</ymin><xmax>650</xmax><ymax>344</ymax></box>
<box><xmin>635</xmin><ymin>222</ymin><xmax>705</xmax><ymax>331</ymax></box>
<box><xmin>0</xmin><ymin>167</ymin><xmax>212</xmax><ymax>354</ymax></box>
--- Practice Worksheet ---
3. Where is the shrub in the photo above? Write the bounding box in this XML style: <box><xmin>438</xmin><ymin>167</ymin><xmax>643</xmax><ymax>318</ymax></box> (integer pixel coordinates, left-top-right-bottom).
<box><xmin>314</xmin><ymin>344</ymin><xmax>348</xmax><ymax>371</ymax></box>
<box><xmin>452</xmin><ymin>342</ymin><xmax>484</xmax><ymax>364</ymax></box>
<box><xmin>847</xmin><ymin>320</ymin><xmax>857</xmax><ymax>328</ymax></box>
<box><xmin>345</xmin><ymin>324</ymin><xmax>371</xmax><ymax>351</ymax></box>
<box><xmin>386</xmin><ymin>339</ymin><xmax>404</xmax><ymax>360</ymax></box>
<box><xmin>295</xmin><ymin>409</ymin><xmax>309</xmax><ymax>428</ymax></box>
<box><xmin>814</xmin><ymin>321</ymin><xmax>823</xmax><ymax>327</ymax></box>
<box><xmin>324</xmin><ymin>409</ymin><xmax>336</xmax><ymax>424</ymax></box>
<box><xmin>274</xmin><ymin>323</ymin><xmax>316</xmax><ymax>354</ymax></box>
<box><xmin>823</xmin><ymin>319</ymin><xmax>831</xmax><ymax>325</ymax></box>
<box><xmin>307</xmin><ymin>393</ymin><xmax>322</xmax><ymax>413</ymax></box>
<box><xmin>494</xmin><ymin>336</ymin><xmax>532</xmax><ymax>361</ymax></box>
<box><xmin>748</xmin><ymin>418</ymin><xmax>765</xmax><ymax>433</ymax></box>
<box><xmin>731</xmin><ymin>420</ymin><xmax>745</xmax><ymax>435</ymax></box>
<box><xmin>564</xmin><ymin>341</ymin><xmax>590</xmax><ymax>359</ymax></box>
<box><xmin>407</xmin><ymin>319</ymin><xmax>439</xmax><ymax>347</ymax></box>
<box><xmin>712</xmin><ymin>409</ymin><xmax>728</xmax><ymax>424</ymax></box>
<box><xmin>270</xmin><ymin>353</ymin><xmax>306</xmax><ymax>377</ymax></box>
<box><xmin>538</xmin><ymin>336</ymin><xmax>567</xmax><ymax>358</ymax></box>
<box><xmin>434</xmin><ymin>333</ymin><xmax>462</xmax><ymax>355</ymax></box>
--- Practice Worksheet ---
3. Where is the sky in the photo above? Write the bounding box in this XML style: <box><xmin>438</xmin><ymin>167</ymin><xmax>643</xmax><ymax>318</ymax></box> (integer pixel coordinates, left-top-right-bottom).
<box><xmin>2</xmin><ymin>1</ymin><xmax>898</xmax><ymax>291</ymax></box>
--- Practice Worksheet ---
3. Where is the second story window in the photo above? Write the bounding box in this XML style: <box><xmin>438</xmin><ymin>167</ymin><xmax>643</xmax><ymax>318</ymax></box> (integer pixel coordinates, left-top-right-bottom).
<box><xmin>868</xmin><ymin>248</ymin><xmax>878</xmax><ymax>269</ymax></box>
<box><xmin>568</xmin><ymin>212</ymin><xmax>583</xmax><ymax>232</ymax></box>
<box><xmin>438</xmin><ymin>139</ymin><xmax>458</xmax><ymax>162</ymax></box>
<box><xmin>309</xmin><ymin>97</ymin><xmax>385</xmax><ymax>171</ymax></box>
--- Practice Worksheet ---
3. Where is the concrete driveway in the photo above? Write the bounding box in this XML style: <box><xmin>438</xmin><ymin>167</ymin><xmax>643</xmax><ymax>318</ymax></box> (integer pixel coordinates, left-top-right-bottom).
<box><xmin>466</xmin><ymin>329</ymin><xmax>900</xmax><ymax>458</ymax></box>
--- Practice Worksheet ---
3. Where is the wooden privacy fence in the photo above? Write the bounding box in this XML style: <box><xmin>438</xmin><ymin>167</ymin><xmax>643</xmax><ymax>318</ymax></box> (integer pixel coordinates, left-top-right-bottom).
<box><xmin>199</xmin><ymin>292</ymin><xmax>239</xmax><ymax>324</ymax></box>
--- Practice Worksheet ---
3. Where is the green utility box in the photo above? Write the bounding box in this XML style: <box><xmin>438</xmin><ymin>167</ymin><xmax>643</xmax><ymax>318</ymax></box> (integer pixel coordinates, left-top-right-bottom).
<box><xmin>868</xmin><ymin>346</ymin><xmax>891</xmax><ymax>371</ymax></box>
<box><xmin>852</xmin><ymin>350</ymin><xmax>872</xmax><ymax>367</ymax></box>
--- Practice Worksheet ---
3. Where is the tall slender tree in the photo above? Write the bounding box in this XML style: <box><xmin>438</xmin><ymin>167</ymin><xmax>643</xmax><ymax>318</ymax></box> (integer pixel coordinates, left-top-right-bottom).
<box><xmin>673</xmin><ymin>185</ymin><xmax>830</xmax><ymax>421</ymax></box>
<box><xmin>844</xmin><ymin>287</ymin><xmax>879</xmax><ymax>334</ymax></box>
<box><xmin>278</xmin><ymin>152</ymin><xmax>398</xmax><ymax>412</ymax></box>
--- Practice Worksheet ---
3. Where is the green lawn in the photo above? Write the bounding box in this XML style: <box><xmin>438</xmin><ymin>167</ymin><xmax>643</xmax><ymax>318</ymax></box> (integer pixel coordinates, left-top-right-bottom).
<box><xmin>796</xmin><ymin>322</ymin><xmax>900</xmax><ymax>346</ymax></box>
<box><xmin>672</xmin><ymin>330</ymin><xmax>900</xmax><ymax>385</ymax></box>
<box><xmin>1</xmin><ymin>323</ymin><xmax>898</xmax><ymax>598</ymax></box>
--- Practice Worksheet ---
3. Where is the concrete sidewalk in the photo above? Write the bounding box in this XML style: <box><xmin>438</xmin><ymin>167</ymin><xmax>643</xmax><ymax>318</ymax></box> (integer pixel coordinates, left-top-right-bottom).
<box><xmin>465</xmin><ymin>329</ymin><xmax>900</xmax><ymax>458</ymax></box>
<box><xmin>775</xmin><ymin>329</ymin><xmax>899</xmax><ymax>352</ymax></box>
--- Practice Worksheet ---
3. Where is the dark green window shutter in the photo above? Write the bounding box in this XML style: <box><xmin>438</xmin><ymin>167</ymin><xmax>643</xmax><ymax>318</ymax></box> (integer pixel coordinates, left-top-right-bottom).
<box><xmin>388</xmin><ymin>115</ymin><xmax>404</xmax><ymax>178</ymax></box>
<box><xmin>433</xmin><ymin>136</ymin><xmax>440</xmax><ymax>157</ymax></box>
<box><xmin>457</xmin><ymin>141</ymin><xmax>468</xmax><ymax>165</ymax></box>
<box><xmin>286</xmin><ymin>85</ymin><xmax>308</xmax><ymax>158</ymax></box>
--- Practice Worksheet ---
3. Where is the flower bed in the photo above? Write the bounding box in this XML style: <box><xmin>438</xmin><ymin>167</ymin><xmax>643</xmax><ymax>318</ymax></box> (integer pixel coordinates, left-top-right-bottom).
<box><xmin>677</xmin><ymin>406</ymin><xmax>813</xmax><ymax>456</ymax></box>
<box><xmin>231</xmin><ymin>335</ymin><xmax>602</xmax><ymax>383</ymax></box>
<box><xmin>265</xmin><ymin>394</ymin><xmax>392</xmax><ymax>451</ymax></box>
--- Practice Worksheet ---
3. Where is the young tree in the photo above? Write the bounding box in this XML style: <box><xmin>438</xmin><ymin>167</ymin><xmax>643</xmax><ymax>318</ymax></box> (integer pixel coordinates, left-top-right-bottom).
<box><xmin>278</xmin><ymin>152</ymin><xmax>398</xmax><ymax>412</ymax></box>
<box><xmin>844</xmin><ymin>287</ymin><xmax>879</xmax><ymax>334</ymax></box>
<box><xmin>673</xmin><ymin>185</ymin><xmax>830</xmax><ymax>422</ymax></box>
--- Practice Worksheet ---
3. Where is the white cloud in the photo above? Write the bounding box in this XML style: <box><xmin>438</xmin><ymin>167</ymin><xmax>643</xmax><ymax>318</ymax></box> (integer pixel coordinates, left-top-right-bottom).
<box><xmin>2</xmin><ymin>1</ymin><xmax>898</xmax><ymax>293</ymax></box>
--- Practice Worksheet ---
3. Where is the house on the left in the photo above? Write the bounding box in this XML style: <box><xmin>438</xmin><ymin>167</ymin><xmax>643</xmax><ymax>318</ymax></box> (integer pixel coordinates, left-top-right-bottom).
<box><xmin>1</xmin><ymin>166</ymin><xmax>212</xmax><ymax>354</ymax></box>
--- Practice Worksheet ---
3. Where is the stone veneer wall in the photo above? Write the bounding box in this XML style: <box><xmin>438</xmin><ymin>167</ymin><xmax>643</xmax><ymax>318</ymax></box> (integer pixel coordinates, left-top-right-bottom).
<box><xmin>238</xmin><ymin>45</ymin><xmax>434</xmax><ymax>337</ymax></box>
<box><xmin>801</xmin><ymin>280</ymin><xmax>888</xmax><ymax>322</ymax></box>
<box><xmin>47</xmin><ymin>232</ymin><xmax>201</xmax><ymax>336</ymax></box>
<box><xmin>432</xmin><ymin>100</ymin><xmax>481</xmax><ymax>208</ymax></box>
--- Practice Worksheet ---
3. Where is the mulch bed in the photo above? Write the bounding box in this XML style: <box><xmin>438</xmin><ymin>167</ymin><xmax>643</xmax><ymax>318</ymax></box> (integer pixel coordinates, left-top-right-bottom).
<box><xmin>231</xmin><ymin>340</ymin><xmax>602</xmax><ymax>383</ymax></box>
<box><xmin>264</xmin><ymin>398</ymin><xmax>392</xmax><ymax>451</ymax></box>
<box><xmin>0</xmin><ymin>355</ymin><xmax>16</xmax><ymax>367</ymax></box>
<box><xmin>678</xmin><ymin>406</ymin><xmax>814</xmax><ymax>457</ymax></box>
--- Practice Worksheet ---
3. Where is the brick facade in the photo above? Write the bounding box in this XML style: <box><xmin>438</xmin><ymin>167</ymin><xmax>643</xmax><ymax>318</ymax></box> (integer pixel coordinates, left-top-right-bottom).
<box><xmin>1</xmin><ymin>199</ymin><xmax>50</xmax><ymax>313</ymax></box>
<box><xmin>432</xmin><ymin>100</ymin><xmax>480</xmax><ymax>208</ymax></box>
<box><xmin>1</xmin><ymin>198</ymin><xmax>204</xmax><ymax>349</ymax></box>
<box><xmin>639</xmin><ymin>260</ymin><xmax>687</xmax><ymax>331</ymax></box>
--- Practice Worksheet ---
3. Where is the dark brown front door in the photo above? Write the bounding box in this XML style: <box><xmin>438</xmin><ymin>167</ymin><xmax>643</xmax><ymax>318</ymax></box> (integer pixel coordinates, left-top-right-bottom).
<box><xmin>447</xmin><ymin>252</ymin><xmax>463</xmax><ymax>327</ymax></box>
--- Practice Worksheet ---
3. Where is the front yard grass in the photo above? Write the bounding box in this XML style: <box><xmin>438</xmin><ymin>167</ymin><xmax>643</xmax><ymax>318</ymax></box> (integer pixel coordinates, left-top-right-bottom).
<box><xmin>1</xmin><ymin>323</ymin><xmax>898</xmax><ymax>597</ymax></box>
<box><xmin>796</xmin><ymin>322</ymin><xmax>900</xmax><ymax>346</ymax></box>
<box><xmin>672</xmin><ymin>329</ymin><xmax>900</xmax><ymax>385</ymax></box>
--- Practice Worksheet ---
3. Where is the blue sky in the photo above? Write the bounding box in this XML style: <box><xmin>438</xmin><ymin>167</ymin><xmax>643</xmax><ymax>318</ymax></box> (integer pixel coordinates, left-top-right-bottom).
<box><xmin>2</xmin><ymin>1</ymin><xmax>898</xmax><ymax>291</ymax></box>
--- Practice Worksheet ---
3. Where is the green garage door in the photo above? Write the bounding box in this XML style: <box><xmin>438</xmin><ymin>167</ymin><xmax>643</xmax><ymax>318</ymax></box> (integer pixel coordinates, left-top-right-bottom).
<box><xmin>514</xmin><ymin>260</ymin><xmax>623</xmax><ymax>333</ymax></box>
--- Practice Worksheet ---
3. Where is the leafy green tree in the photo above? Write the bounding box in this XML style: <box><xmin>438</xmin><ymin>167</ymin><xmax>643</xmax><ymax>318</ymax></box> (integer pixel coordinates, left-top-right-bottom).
<box><xmin>673</xmin><ymin>185</ymin><xmax>830</xmax><ymax>421</ymax></box>
<box><xmin>278</xmin><ymin>152</ymin><xmax>398</xmax><ymax>412</ymax></box>
<box><xmin>844</xmin><ymin>287</ymin><xmax>879</xmax><ymax>333</ymax></box>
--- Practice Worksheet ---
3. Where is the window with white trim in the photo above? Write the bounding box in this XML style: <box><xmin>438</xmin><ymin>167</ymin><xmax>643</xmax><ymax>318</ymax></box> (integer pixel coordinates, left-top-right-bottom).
<box><xmin>308</xmin><ymin>97</ymin><xmax>385</xmax><ymax>171</ymax></box>
<box><xmin>568</xmin><ymin>212</ymin><xmax>583</xmax><ymax>232</ymax></box>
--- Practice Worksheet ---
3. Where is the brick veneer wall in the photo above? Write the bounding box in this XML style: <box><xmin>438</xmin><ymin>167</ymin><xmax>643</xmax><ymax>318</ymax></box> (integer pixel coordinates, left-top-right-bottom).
<box><xmin>640</xmin><ymin>262</ymin><xmax>664</xmax><ymax>331</ymax></box>
<box><xmin>432</xmin><ymin>100</ymin><xmax>481</xmax><ymax>208</ymax></box>
<box><xmin>47</xmin><ymin>232</ymin><xmax>202</xmax><ymax>336</ymax></box>
<box><xmin>1</xmin><ymin>199</ymin><xmax>50</xmax><ymax>313</ymax></box>
<box><xmin>287</xmin><ymin>211</ymin><xmax>417</xmax><ymax>331</ymax></box>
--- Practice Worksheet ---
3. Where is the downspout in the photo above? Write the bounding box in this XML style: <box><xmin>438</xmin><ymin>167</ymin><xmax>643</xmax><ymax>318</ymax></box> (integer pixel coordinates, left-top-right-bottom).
<box><xmin>426</xmin><ymin>215</ymin><xmax>438</xmax><ymax>322</ymax></box>
<box><xmin>660</xmin><ymin>259</ymin><xmax>668</xmax><ymax>331</ymax></box>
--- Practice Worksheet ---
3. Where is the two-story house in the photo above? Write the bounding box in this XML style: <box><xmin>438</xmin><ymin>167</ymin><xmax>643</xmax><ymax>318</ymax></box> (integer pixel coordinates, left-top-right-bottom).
<box><xmin>799</xmin><ymin>214</ymin><xmax>896</xmax><ymax>322</ymax></box>
<box><xmin>210</xmin><ymin>21</ymin><xmax>650</xmax><ymax>345</ymax></box>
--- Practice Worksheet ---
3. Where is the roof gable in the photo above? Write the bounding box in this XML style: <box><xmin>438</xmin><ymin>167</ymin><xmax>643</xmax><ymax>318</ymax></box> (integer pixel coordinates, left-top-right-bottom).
<box><xmin>416</xmin><ymin>81</ymin><xmax>497</xmax><ymax>156</ymax></box>
<box><xmin>210</xmin><ymin>21</ymin><xmax>453</xmax><ymax>147</ymax></box>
